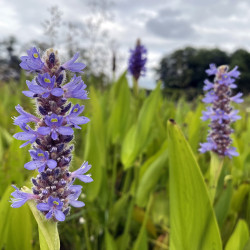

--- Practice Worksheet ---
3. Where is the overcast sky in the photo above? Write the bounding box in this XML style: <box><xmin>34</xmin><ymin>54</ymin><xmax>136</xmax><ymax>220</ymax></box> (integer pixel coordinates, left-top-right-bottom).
<box><xmin>1</xmin><ymin>0</ymin><xmax>250</xmax><ymax>88</ymax></box>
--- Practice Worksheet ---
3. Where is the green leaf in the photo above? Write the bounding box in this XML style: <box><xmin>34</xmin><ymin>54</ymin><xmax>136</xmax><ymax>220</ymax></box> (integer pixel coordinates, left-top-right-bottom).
<box><xmin>168</xmin><ymin>119</ymin><xmax>222</xmax><ymax>250</ymax></box>
<box><xmin>214</xmin><ymin>180</ymin><xmax>233</xmax><ymax>229</ymax></box>
<box><xmin>186</xmin><ymin>103</ymin><xmax>204</xmax><ymax>151</ymax></box>
<box><xmin>26</xmin><ymin>188</ymin><xmax>60</xmax><ymax>250</ymax></box>
<box><xmin>136</xmin><ymin>141</ymin><xmax>167</xmax><ymax>207</ymax></box>
<box><xmin>231</xmin><ymin>184</ymin><xmax>250</xmax><ymax>213</ymax></box>
<box><xmin>225</xmin><ymin>220</ymin><xmax>249</xmax><ymax>250</ymax></box>
<box><xmin>84</xmin><ymin>86</ymin><xmax>106</xmax><ymax>201</ymax></box>
<box><xmin>121</xmin><ymin>83</ymin><xmax>161</xmax><ymax>168</ymax></box>
<box><xmin>6</xmin><ymin>205</ymin><xmax>33</xmax><ymax>250</ymax></box>
<box><xmin>0</xmin><ymin>186</ymin><xmax>12</xmax><ymax>248</ymax></box>
<box><xmin>108</xmin><ymin>72</ymin><xmax>131</xmax><ymax>143</ymax></box>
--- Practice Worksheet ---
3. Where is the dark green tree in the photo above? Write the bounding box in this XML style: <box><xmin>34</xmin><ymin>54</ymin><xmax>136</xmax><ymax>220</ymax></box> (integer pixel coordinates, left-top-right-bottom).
<box><xmin>156</xmin><ymin>47</ymin><xmax>230</xmax><ymax>92</ymax></box>
<box><xmin>230</xmin><ymin>49</ymin><xmax>250</xmax><ymax>93</ymax></box>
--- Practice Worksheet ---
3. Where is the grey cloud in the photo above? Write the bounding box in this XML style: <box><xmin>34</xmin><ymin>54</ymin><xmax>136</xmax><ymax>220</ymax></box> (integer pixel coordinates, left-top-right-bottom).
<box><xmin>146</xmin><ymin>10</ymin><xmax>197</xmax><ymax>40</ymax></box>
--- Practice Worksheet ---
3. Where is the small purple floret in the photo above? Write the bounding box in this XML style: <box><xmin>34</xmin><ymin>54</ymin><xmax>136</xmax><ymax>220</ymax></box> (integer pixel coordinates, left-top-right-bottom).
<box><xmin>14</xmin><ymin>105</ymin><xmax>40</xmax><ymax>125</ymax></box>
<box><xmin>71</xmin><ymin>162</ymin><xmax>93</xmax><ymax>183</ymax></box>
<box><xmin>61</xmin><ymin>53</ymin><xmax>86</xmax><ymax>73</ymax></box>
<box><xmin>62</xmin><ymin>75</ymin><xmax>88</xmax><ymax>99</ymax></box>
<box><xmin>13</xmin><ymin>123</ymin><xmax>38</xmax><ymax>148</ymax></box>
<box><xmin>66</xmin><ymin>104</ymin><xmax>90</xmax><ymax>129</ymax></box>
<box><xmin>10</xmin><ymin>185</ymin><xmax>37</xmax><ymax>208</ymax></box>
<box><xmin>25</xmin><ymin>149</ymin><xmax>57</xmax><ymax>172</ymax></box>
<box><xmin>68</xmin><ymin>185</ymin><xmax>85</xmax><ymax>207</ymax></box>
<box><xmin>37</xmin><ymin>196</ymin><xmax>65</xmax><ymax>221</ymax></box>
<box><xmin>20</xmin><ymin>47</ymin><xmax>44</xmax><ymax>72</ymax></box>
<box><xmin>37</xmin><ymin>114</ymin><xmax>73</xmax><ymax>140</ymax></box>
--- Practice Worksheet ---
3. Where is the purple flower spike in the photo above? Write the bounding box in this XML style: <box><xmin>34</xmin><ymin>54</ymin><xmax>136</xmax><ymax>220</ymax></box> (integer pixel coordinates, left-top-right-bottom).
<box><xmin>13</xmin><ymin>123</ymin><xmax>38</xmax><ymax>148</ymax></box>
<box><xmin>128</xmin><ymin>39</ymin><xmax>147</xmax><ymax>81</ymax></box>
<box><xmin>200</xmin><ymin>64</ymin><xmax>243</xmax><ymax>157</ymax></box>
<box><xmin>13</xmin><ymin>48</ymin><xmax>92</xmax><ymax>222</ymax></box>
<box><xmin>62</xmin><ymin>75</ymin><xmax>88</xmax><ymax>99</ymax></box>
<box><xmin>71</xmin><ymin>162</ymin><xmax>93</xmax><ymax>183</ymax></box>
<box><xmin>25</xmin><ymin>149</ymin><xmax>57</xmax><ymax>172</ymax></box>
<box><xmin>37</xmin><ymin>196</ymin><xmax>65</xmax><ymax>221</ymax></box>
<box><xmin>14</xmin><ymin>105</ymin><xmax>40</xmax><ymax>125</ymax></box>
<box><xmin>61</xmin><ymin>52</ymin><xmax>86</xmax><ymax>73</ymax></box>
<box><xmin>20</xmin><ymin>47</ymin><xmax>44</xmax><ymax>72</ymax></box>
<box><xmin>10</xmin><ymin>185</ymin><xmax>38</xmax><ymax>208</ymax></box>
<box><xmin>66</xmin><ymin>104</ymin><xmax>90</xmax><ymax>129</ymax></box>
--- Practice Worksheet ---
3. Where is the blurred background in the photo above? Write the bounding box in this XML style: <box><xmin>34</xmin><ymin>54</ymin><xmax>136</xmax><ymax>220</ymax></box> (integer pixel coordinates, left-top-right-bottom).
<box><xmin>1</xmin><ymin>0</ymin><xmax>250</xmax><ymax>250</ymax></box>
<box><xmin>2</xmin><ymin>0</ymin><xmax>250</xmax><ymax>92</ymax></box>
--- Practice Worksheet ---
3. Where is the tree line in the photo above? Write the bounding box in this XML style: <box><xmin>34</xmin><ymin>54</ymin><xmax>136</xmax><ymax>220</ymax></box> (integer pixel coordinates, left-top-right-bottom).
<box><xmin>156</xmin><ymin>47</ymin><xmax>250</xmax><ymax>94</ymax></box>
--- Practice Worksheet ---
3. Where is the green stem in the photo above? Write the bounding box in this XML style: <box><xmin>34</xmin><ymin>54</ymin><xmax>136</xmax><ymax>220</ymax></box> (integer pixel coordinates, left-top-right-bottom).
<box><xmin>209</xmin><ymin>152</ymin><xmax>224</xmax><ymax>203</ymax></box>
<box><xmin>133</xmin><ymin>77</ymin><xmax>139</xmax><ymax>97</ymax></box>
<box><xmin>83</xmin><ymin>219</ymin><xmax>92</xmax><ymax>250</ymax></box>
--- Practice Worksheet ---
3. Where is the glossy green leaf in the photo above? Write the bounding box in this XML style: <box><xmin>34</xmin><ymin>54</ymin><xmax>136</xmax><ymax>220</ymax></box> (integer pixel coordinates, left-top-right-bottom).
<box><xmin>225</xmin><ymin>220</ymin><xmax>249</xmax><ymax>250</ymax></box>
<box><xmin>168</xmin><ymin>119</ymin><xmax>222</xmax><ymax>250</ymax></box>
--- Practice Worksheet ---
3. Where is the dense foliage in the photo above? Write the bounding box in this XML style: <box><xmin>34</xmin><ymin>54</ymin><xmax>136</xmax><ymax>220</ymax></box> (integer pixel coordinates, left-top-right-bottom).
<box><xmin>0</xmin><ymin>72</ymin><xmax>250</xmax><ymax>249</ymax></box>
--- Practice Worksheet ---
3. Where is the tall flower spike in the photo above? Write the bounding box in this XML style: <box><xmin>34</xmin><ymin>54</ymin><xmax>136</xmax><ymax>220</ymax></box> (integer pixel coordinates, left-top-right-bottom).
<box><xmin>11</xmin><ymin>48</ymin><xmax>92</xmax><ymax>222</ymax></box>
<box><xmin>128</xmin><ymin>39</ymin><xmax>147</xmax><ymax>81</ymax></box>
<box><xmin>199</xmin><ymin>64</ymin><xmax>243</xmax><ymax>158</ymax></box>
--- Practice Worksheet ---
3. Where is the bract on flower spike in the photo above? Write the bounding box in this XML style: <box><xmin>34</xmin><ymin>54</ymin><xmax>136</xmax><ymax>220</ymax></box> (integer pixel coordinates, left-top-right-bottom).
<box><xmin>199</xmin><ymin>64</ymin><xmax>243</xmax><ymax>158</ymax></box>
<box><xmin>10</xmin><ymin>47</ymin><xmax>93</xmax><ymax>222</ymax></box>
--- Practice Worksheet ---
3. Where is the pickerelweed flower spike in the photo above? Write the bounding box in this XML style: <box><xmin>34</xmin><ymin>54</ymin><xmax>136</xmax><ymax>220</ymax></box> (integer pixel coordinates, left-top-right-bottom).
<box><xmin>10</xmin><ymin>48</ymin><xmax>92</xmax><ymax>222</ymax></box>
<box><xmin>128</xmin><ymin>39</ymin><xmax>147</xmax><ymax>81</ymax></box>
<box><xmin>199</xmin><ymin>64</ymin><xmax>243</xmax><ymax>158</ymax></box>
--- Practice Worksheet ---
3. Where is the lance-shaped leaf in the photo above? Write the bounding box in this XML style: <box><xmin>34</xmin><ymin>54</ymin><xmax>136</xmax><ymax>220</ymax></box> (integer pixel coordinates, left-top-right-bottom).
<box><xmin>168</xmin><ymin>119</ymin><xmax>222</xmax><ymax>250</ymax></box>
